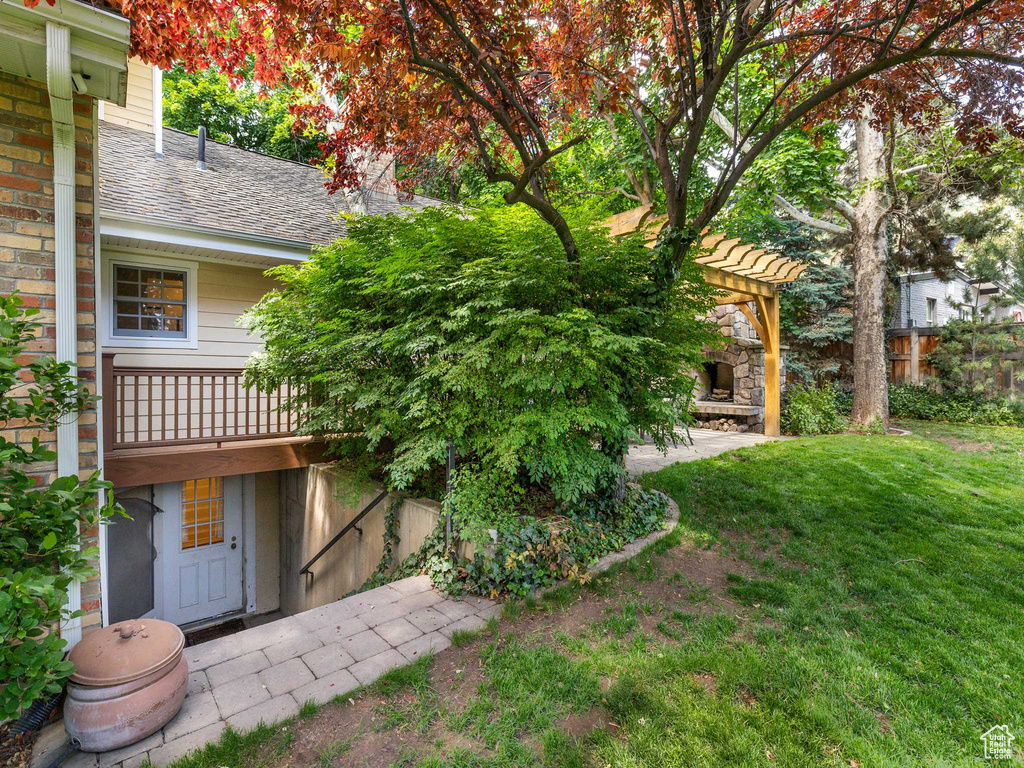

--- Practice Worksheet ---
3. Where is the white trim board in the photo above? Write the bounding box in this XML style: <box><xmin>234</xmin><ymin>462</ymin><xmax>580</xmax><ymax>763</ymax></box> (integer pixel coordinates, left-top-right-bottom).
<box><xmin>100</xmin><ymin>214</ymin><xmax>314</xmax><ymax>266</ymax></box>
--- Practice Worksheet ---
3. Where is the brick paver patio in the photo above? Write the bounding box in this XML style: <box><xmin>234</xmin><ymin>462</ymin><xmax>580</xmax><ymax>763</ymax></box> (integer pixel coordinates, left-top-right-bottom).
<box><xmin>62</xmin><ymin>576</ymin><xmax>497</xmax><ymax>768</ymax></box>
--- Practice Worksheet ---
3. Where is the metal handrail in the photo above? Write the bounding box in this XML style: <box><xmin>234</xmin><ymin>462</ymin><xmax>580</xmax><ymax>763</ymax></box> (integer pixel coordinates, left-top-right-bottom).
<box><xmin>298</xmin><ymin>489</ymin><xmax>389</xmax><ymax>576</ymax></box>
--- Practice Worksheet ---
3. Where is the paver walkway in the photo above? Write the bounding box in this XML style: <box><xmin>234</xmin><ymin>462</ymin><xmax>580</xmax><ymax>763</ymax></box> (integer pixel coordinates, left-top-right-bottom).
<box><xmin>63</xmin><ymin>576</ymin><xmax>498</xmax><ymax>768</ymax></box>
<box><xmin>626</xmin><ymin>427</ymin><xmax>783</xmax><ymax>475</ymax></box>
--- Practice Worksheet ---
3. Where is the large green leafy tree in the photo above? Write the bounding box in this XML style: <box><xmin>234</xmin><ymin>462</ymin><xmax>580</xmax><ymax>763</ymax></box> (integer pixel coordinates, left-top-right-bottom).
<box><xmin>244</xmin><ymin>205</ymin><xmax>718</xmax><ymax>503</ymax></box>
<box><xmin>0</xmin><ymin>294</ymin><xmax>119</xmax><ymax>718</ymax></box>
<box><xmin>163</xmin><ymin>64</ymin><xmax>323</xmax><ymax>163</ymax></box>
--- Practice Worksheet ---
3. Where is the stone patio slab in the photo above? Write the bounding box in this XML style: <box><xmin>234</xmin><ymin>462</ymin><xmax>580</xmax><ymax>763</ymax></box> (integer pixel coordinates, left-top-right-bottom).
<box><xmin>205</xmin><ymin>649</ymin><xmax>270</xmax><ymax>688</ymax></box>
<box><xmin>342</xmin><ymin>629</ymin><xmax>390</xmax><ymax>661</ymax></box>
<box><xmin>226</xmin><ymin>695</ymin><xmax>299</xmax><ymax>734</ymax></box>
<box><xmin>258</xmin><ymin>657</ymin><xmax>315</xmax><ymax>697</ymax></box>
<box><xmin>301</xmin><ymin>642</ymin><xmax>356</xmax><ymax>678</ymax></box>
<box><xmin>349</xmin><ymin>649</ymin><xmax>408</xmax><ymax>685</ymax></box>
<box><xmin>291</xmin><ymin>668</ymin><xmax>360</xmax><ymax>706</ymax></box>
<box><xmin>211</xmin><ymin>673</ymin><xmax>271</xmax><ymax>718</ymax></box>
<box><xmin>374</xmin><ymin>617</ymin><xmax>423</xmax><ymax>646</ymax></box>
<box><xmin>396</xmin><ymin>631</ymin><xmax>451</xmax><ymax>662</ymax></box>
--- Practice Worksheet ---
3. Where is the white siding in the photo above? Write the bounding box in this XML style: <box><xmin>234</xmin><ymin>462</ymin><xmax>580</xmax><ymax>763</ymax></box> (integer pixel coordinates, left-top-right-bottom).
<box><xmin>893</xmin><ymin>273</ymin><xmax>972</xmax><ymax>329</ymax></box>
<box><xmin>102</xmin><ymin>257</ymin><xmax>279</xmax><ymax>369</ymax></box>
<box><xmin>102</xmin><ymin>58</ymin><xmax>155</xmax><ymax>133</ymax></box>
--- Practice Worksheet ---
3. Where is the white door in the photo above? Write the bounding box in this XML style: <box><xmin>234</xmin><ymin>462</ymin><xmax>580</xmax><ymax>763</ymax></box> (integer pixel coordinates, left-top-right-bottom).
<box><xmin>155</xmin><ymin>476</ymin><xmax>245</xmax><ymax>626</ymax></box>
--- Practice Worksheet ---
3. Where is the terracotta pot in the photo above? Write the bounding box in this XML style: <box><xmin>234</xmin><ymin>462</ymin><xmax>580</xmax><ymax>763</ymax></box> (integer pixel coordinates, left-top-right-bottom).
<box><xmin>64</xmin><ymin>620</ymin><xmax>188</xmax><ymax>753</ymax></box>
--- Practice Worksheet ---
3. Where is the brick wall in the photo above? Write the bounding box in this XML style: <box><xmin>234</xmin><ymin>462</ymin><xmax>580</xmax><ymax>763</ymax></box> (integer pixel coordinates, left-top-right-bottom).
<box><xmin>0</xmin><ymin>71</ymin><xmax>103</xmax><ymax>634</ymax></box>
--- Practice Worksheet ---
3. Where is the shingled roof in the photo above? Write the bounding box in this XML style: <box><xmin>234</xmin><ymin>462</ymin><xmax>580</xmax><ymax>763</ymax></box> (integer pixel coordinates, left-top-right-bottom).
<box><xmin>98</xmin><ymin>121</ymin><xmax>441</xmax><ymax>246</ymax></box>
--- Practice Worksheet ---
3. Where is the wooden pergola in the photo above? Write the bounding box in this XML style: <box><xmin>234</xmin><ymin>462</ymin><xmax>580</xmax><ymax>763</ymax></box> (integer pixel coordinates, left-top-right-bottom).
<box><xmin>604</xmin><ymin>206</ymin><xmax>808</xmax><ymax>437</ymax></box>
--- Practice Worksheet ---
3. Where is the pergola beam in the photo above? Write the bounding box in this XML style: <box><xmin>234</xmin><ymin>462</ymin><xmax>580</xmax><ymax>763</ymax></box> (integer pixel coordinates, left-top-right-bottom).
<box><xmin>702</xmin><ymin>266</ymin><xmax>777</xmax><ymax>298</ymax></box>
<box><xmin>603</xmin><ymin>207</ymin><xmax>798</xmax><ymax>438</ymax></box>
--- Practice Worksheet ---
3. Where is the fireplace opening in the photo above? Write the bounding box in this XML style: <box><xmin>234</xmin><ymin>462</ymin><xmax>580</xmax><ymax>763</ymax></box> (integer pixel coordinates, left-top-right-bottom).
<box><xmin>702</xmin><ymin>361</ymin><xmax>734</xmax><ymax>402</ymax></box>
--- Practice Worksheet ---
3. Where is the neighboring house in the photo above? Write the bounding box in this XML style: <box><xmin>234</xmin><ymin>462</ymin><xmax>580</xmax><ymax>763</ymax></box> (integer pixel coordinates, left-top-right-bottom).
<box><xmin>1</xmin><ymin>24</ymin><xmax>439</xmax><ymax>643</ymax></box>
<box><xmin>892</xmin><ymin>269</ymin><xmax>1024</xmax><ymax>329</ymax></box>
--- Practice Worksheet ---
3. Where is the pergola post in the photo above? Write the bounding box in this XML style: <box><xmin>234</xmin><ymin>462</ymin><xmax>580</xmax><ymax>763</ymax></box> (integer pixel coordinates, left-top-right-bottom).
<box><xmin>601</xmin><ymin>206</ymin><xmax>802</xmax><ymax>439</ymax></box>
<box><xmin>755</xmin><ymin>293</ymin><xmax>781</xmax><ymax>437</ymax></box>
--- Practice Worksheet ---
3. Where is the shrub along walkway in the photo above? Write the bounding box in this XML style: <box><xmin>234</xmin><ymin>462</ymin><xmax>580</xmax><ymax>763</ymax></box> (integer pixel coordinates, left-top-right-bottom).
<box><xmin>59</xmin><ymin>577</ymin><xmax>500</xmax><ymax>768</ymax></box>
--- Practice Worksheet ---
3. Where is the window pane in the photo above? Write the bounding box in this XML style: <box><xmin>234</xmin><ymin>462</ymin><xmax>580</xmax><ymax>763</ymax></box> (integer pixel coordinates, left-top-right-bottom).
<box><xmin>182</xmin><ymin>503</ymin><xmax>196</xmax><ymax>526</ymax></box>
<box><xmin>196</xmin><ymin>477</ymin><xmax>210</xmax><ymax>498</ymax></box>
<box><xmin>112</xmin><ymin>264</ymin><xmax>188</xmax><ymax>340</ymax></box>
<box><xmin>211</xmin><ymin>477</ymin><xmax>223</xmax><ymax>498</ymax></box>
<box><xmin>116</xmin><ymin>316</ymin><xmax>139</xmax><ymax>330</ymax></box>
<box><xmin>211</xmin><ymin>522</ymin><xmax>224</xmax><ymax>544</ymax></box>
<box><xmin>181</xmin><ymin>526</ymin><xmax>196</xmax><ymax>550</ymax></box>
<box><xmin>196</xmin><ymin>500</ymin><xmax>211</xmax><ymax>524</ymax></box>
<box><xmin>211</xmin><ymin>498</ymin><xmax>224</xmax><ymax>522</ymax></box>
<box><xmin>182</xmin><ymin>480</ymin><xmax>194</xmax><ymax>502</ymax></box>
<box><xmin>196</xmin><ymin>524</ymin><xmax>211</xmax><ymax>548</ymax></box>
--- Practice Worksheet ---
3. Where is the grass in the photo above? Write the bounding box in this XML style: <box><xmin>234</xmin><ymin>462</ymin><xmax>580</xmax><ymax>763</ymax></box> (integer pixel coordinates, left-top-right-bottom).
<box><xmin>153</xmin><ymin>421</ymin><xmax>1022</xmax><ymax>767</ymax></box>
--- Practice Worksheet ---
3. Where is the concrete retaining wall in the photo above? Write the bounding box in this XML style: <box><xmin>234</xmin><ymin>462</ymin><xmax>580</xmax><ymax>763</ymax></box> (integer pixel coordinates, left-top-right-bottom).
<box><xmin>279</xmin><ymin>464</ymin><xmax>441</xmax><ymax>616</ymax></box>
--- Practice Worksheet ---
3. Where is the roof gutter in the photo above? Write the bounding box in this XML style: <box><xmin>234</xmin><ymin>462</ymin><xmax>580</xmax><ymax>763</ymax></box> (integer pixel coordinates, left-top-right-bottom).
<box><xmin>47</xmin><ymin>20</ymin><xmax>83</xmax><ymax>648</ymax></box>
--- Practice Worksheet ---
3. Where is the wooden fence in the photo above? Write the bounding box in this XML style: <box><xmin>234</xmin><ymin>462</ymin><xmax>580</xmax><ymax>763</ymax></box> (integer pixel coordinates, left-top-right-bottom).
<box><xmin>786</xmin><ymin>326</ymin><xmax>1021</xmax><ymax>395</ymax></box>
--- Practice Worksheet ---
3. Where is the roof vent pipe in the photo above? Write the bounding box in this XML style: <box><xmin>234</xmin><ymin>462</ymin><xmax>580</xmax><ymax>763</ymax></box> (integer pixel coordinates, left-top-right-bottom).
<box><xmin>196</xmin><ymin>126</ymin><xmax>207</xmax><ymax>170</ymax></box>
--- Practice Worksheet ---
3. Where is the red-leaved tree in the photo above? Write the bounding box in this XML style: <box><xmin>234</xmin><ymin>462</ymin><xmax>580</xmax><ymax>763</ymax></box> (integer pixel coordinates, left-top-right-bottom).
<box><xmin>47</xmin><ymin>0</ymin><xmax>1024</xmax><ymax>422</ymax></box>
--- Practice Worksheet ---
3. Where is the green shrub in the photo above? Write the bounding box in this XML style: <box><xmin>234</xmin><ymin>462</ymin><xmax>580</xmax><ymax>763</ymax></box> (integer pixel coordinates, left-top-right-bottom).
<box><xmin>781</xmin><ymin>384</ymin><xmax>848</xmax><ymax>435</ymax></box>
<box><xmin>0</xmin><ymin>294</ymin><xmax>119</xmax><ymax>719</ymax></box>
<box><xmin>888</xmin><ymin>383</ymin><xmax>1024</xmax><ymax>427</ymax></box>
<box><xmin>396</xmin><ymin>485</ymin><xmax>669</xmax><ymax>598</ymax></box>
<box><xmin>245</xmin><ymin>204</ymin><xmax>718</xmax><ymax>504</ymax></box>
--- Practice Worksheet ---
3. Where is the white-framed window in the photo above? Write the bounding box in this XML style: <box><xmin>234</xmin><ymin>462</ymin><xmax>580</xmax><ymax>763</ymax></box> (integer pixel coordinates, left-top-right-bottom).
<box><xmin>102</xmin><ymin>253</ymin><xmax>199</xmax><ymax>348</ymax></box>
<box><xmin>926</xmin><ymin>297</ymin><xmax>937</xmax><ymax>326</ymax></box>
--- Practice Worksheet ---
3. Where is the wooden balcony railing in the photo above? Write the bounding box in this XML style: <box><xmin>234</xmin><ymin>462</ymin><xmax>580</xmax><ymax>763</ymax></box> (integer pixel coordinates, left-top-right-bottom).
<box><xmin>102</xmin><ymin>353</ymin><xmax>300</xmax><ymax>452</ymax></box>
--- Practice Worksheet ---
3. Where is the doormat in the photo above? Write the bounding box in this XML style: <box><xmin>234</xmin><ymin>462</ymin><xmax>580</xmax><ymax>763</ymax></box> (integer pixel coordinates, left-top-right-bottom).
<box><xmin>184</xmin><ymin>618</ymin><xmax>246</xmax><ymax>647</ymax></box>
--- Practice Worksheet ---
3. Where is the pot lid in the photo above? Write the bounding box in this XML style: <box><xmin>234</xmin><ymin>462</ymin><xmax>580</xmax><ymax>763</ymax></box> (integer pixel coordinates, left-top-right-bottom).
<box><xmin>68</xmin><ymin>620</ymin><xmax>185</xmax><ymax>686</ymax></box>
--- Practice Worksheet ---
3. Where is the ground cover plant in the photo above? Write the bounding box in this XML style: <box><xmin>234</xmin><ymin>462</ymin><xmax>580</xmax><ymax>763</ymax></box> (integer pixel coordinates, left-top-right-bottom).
<box><xmin>245</xmin><ymin>204</ymin><xmax>717</xmax><ymax>592</ymax></box>
<box><xmin>153</xmin><ymin>422</ymin><xmax>1022</xmax><ymax>766</ymax></box>
<box><xmin>887</xmin><ymin>384</ymin><xmax>1024</xmax><ymax>428</ymax></box>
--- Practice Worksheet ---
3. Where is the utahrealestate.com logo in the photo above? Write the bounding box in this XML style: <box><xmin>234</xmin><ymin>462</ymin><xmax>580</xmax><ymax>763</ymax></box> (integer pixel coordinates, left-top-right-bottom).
<box><xmin>981</xmin><ymin>725</ymin><xmax>1015</xmax><ymax>760</ymax></box>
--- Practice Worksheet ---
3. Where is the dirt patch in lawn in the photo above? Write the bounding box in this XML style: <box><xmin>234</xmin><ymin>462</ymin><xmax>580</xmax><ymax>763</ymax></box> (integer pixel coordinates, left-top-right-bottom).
<box><xmin>692</xmin><ymin>673</ymin><xmax>718</xmax><ymax>697</ymax></box>
<box><xmin>933</xmin><ymin>436</ymin><xmax>994</xmax><ymax>453</ymax></box>
<box><xmin>237</xmin><ymin>526</ymin><xmax>796</xmax><ymax>768</ymax></box>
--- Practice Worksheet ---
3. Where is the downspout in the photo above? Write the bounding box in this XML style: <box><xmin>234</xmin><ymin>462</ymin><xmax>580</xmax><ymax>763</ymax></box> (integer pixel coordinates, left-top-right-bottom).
<box><xmin>47</xmin><ymin>21</ymin><xmax>83</xmax><ymax>647</ymax></box>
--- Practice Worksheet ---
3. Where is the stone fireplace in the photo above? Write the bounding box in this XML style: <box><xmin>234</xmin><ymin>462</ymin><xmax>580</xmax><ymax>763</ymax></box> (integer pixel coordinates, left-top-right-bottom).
<box><xmin>691</xmin><ymin>305</ymin><xmax>786</xmax><ymax>433</ymax></box>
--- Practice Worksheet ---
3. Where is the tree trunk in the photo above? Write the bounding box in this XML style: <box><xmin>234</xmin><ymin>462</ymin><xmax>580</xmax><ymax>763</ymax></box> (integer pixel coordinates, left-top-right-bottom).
<box><xmin>850</xmin><ymin>113</ymin><xmax>890</xmax><ymax>430</ymax></box>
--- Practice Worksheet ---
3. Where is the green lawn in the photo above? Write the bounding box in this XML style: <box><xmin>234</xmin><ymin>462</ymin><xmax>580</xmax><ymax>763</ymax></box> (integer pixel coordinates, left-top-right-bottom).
<box><xmin>164</xmin><ymin>422</ymin><xmax>1024</xmax><ymax>768</ymax></box>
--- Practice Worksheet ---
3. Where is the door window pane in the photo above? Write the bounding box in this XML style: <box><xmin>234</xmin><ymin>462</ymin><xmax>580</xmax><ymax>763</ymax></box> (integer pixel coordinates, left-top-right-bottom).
<box><xmin>181</xmin><ymin>477</ymin><xmax>225</xmax><ymax>550</ymax></box>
